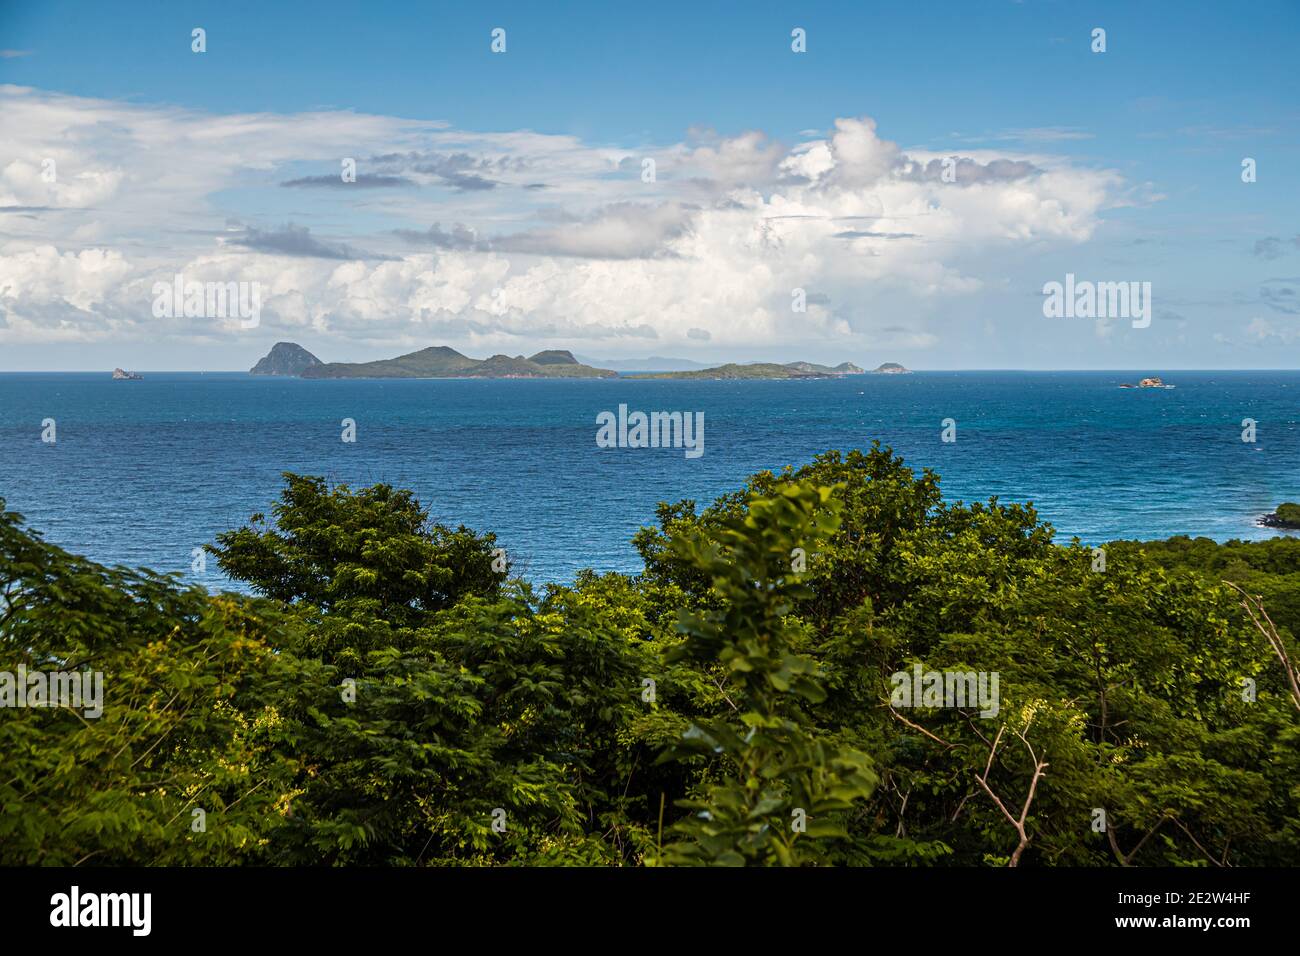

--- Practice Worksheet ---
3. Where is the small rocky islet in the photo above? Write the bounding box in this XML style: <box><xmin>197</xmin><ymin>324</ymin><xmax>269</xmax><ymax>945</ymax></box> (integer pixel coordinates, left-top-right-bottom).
<box><xmin>1119</xmin><ymin>376</ymin><xmax>1174</xmax><ymax>389</ymax></box>
<box><xmin>1260</xmin><ymin>503</ymin><xmax>1300</xmax><ymax>530</ymax></box>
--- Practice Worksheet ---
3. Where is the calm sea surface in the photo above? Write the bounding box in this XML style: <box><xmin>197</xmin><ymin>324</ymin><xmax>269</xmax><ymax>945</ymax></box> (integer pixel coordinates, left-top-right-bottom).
<box><xmin>2</xmin><ymin>371</ymin><xmax>1298</xmax><ymax>590</ymax></box>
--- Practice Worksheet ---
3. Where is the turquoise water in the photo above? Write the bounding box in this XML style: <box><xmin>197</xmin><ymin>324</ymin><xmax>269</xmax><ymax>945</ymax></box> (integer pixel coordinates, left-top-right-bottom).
<box><xmin>1</xmin><ymin>371</ymin><xmax>1297</xmax><ymax>589</ymax></box>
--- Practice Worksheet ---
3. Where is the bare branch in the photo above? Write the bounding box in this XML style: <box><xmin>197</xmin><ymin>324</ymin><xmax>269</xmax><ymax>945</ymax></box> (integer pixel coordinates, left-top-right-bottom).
<box><xmin>1224</xmin><ymin>581</ymin><xmax>1300</xmax><ymax>712</ymax></box>
<box><xmin>974</xmin><ymin>720</ymin><xmax>1049</xmax><ymax>866</ymax></box>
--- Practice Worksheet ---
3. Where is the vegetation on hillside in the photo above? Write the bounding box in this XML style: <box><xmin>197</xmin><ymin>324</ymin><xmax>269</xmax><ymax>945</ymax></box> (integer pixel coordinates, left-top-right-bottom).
<box><xmin>3</xmin><ymin>444</ymin><xmax>1298</xmax><ymax>866</ymax></box>
<box><xmin>306</xmin><ymin>345</ymin><xmax>617</xmax><ymax>379</ymax></box>
<box><xmin>630</xmin><ymin>361</ymin><xmax>862</xmax><ymax>380</ymax></box>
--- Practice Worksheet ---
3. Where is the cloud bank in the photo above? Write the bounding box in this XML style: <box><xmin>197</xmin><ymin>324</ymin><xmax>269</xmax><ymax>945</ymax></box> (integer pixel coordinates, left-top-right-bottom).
<box><xmin>0</xmin><ymin>86</ymin><xmax>1125</xmax><ymax>354</ymax></box>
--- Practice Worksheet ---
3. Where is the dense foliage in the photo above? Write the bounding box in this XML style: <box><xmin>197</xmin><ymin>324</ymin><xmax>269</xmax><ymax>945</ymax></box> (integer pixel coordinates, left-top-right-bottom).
<box><xmin>3</xmin><ymin>444</ymin><xmax>1298</xmax><ymax>866</ymax></box>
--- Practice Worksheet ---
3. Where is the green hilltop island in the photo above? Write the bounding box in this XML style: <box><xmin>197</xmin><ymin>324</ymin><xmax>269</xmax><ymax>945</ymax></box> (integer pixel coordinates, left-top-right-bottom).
<box><xmin>629</xmin><ymin>360</ymin><xmax>865</xmax><ymax>380</ymax></box>
<box><xmin>249</xmin><ymin>342</ymin><xmax>617</xmax><ymax>379</ymax></box>
<box><xmin>249</xmin><ymin>343</ymin><xmax>874</xmax><ymax>381</ymax></box>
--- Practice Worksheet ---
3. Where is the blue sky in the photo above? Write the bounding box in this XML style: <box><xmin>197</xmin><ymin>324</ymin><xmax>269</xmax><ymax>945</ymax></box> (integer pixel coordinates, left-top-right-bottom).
<box><xmin>1</xmin><ymin>0</ymin><xmax>1298</xmax><ymax>369</ymax></box>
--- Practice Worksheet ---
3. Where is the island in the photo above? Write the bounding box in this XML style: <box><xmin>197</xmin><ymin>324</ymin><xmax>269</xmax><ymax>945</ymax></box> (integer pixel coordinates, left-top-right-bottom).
<box><xmin>1119</xmin><ymin>377</ymin><xmax>1174</xmax><ymax>389</ymax></box>
<box><xmin>250</xmin><ymin>343</ymin><xmax>617</xmax><ymax>379</ymax></box>
<box><xmin>1260</xmin><ymin>503</ymin><xmax>1300</xmax><ymax>530</ymax></box>
<box><xmin>628</xmin><ymin>361</ymin><xmax>864</xmax><ymax>380</ymax></box>
<box><xmin>250</xmin><ymin>342</ymin><xmax>323</xmax><ymax>376</ymax></box>
<box><xmin>111</xmin><ymin>368</ymin><xmax>143</xmax><ymax>380</ymax></box>
<box><xmin>872</xmin><ymin>363</ymin><xmax>912</xmax><ymax>374</ymax></box>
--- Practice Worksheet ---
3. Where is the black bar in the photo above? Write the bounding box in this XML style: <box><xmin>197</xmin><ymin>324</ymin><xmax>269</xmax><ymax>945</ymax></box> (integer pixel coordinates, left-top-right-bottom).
<box><xmin>0</xmin><ymin>866</ymin><xmax>1273</xmax><ymax>941</ymax></box>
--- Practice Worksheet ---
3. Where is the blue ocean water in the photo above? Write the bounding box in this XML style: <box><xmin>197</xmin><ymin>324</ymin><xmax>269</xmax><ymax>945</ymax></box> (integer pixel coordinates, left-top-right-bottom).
<box><xmin>1</xmin><ymin>371</ymin><xmax>1298</xmax><ymax>591</ymax></box>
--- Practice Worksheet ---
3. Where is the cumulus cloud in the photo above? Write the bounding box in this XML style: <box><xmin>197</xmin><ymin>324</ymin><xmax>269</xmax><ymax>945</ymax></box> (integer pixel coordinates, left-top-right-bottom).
<box><xmin>667</xmin><ymin>129</ymin><xmax>786</xmax><ymax>191</ymax></box>
<box><xmin>0</xmin><ymin>246</ymin><xmax>133</xmax><ymax>318</ymax></box>
<box><xmin>0</xmin><ymin>85</ymin><xmax>1127</xmax><ymax>355</ymax></box>
<box><xmin>823</xmin><ymin>117</ymin><xmax>903</xmax><ymax>187</ymax></box>
<box><xmin>495</xmin><ymin>202</ymin><xmax>695</xmax><ymax>259</ymax></box>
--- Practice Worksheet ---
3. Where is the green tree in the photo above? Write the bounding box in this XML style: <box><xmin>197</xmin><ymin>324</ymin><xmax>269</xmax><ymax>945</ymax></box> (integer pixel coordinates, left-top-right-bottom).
<box><xmin>0</xmin><ymin>499</ymin><xmax>303</xmax><ymax>865</ymax></box>
<box><xmin>658</xmin><ymin>482</ymin><xmax>878</xmax><ymax>866</ymax></box>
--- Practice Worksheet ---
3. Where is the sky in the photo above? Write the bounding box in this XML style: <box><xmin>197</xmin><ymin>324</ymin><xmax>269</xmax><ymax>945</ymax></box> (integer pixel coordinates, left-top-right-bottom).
<box><xmin>1</xmin><ymin>0</ymin><xmax>1298</xmax><ymax>370</ymax></box>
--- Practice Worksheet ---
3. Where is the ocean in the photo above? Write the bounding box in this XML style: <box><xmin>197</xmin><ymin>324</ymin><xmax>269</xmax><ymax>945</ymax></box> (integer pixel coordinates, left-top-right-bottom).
<box><xmin>1</xmin><ymin>370</ymin><xmax>1297</xmax><ymax>590</ymax></box>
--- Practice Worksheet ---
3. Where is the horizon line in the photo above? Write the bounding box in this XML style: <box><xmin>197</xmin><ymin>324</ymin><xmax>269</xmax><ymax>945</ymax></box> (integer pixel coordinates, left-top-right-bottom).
<box><xmin>5</xmin><ymin>368</ymin><xmax>1300</xmax><ymax>375</ymax></box>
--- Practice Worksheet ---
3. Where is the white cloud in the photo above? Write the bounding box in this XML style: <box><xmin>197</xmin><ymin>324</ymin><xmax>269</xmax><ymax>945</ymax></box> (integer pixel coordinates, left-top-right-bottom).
<box><xmin>0</xmin><ymin>85</ymin><xmax>1126</xmax><ymax>357</ymax></box>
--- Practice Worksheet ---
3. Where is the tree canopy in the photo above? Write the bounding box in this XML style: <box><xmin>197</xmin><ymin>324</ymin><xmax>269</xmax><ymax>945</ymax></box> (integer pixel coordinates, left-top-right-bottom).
<box><xmin>3</xmin><ymin>444</ymin><xmax>1297</xmax><ymax>866</ymax></box>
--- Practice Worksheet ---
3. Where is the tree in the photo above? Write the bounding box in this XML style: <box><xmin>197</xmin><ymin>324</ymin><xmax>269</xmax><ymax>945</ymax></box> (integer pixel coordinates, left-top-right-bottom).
<box><xmin>0</xmin><ymin>498</ymin><xmax>304</xmax><ymax>865</ymax></box>
<box><xmin>657</xmin><ymin>482</ymin><xmax>878</xmax><ymax>866</ymax></box>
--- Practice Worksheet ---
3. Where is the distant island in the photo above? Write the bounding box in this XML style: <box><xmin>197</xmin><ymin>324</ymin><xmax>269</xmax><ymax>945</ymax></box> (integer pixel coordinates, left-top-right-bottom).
<box><xmin>1119</xmin><ymin>377</ymin><xmax>1174</xmax><ymax>389</ymax></box>
<box><xmin>629</xmin><ymin>361</ymin><xmax>864</xmax><ymax>380</ymax></box>
<box><xmin>249</xmin><ymin>344</ymin><xmax>874</xmax><ymax>381</ymax></box>
<box><xmin>111</xmin><ymin>367</ymin><xmax>143</xmax><ymax>380</ymax></box>
<box><xmin>250</xmin><ymin>343</ymin><xmax>617</xmax><ymax>379</ymax></box>
<box><xmin>872</xmin><ymin>363</ymin><xmax>911</xmax><ymax>375</ymax></box>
